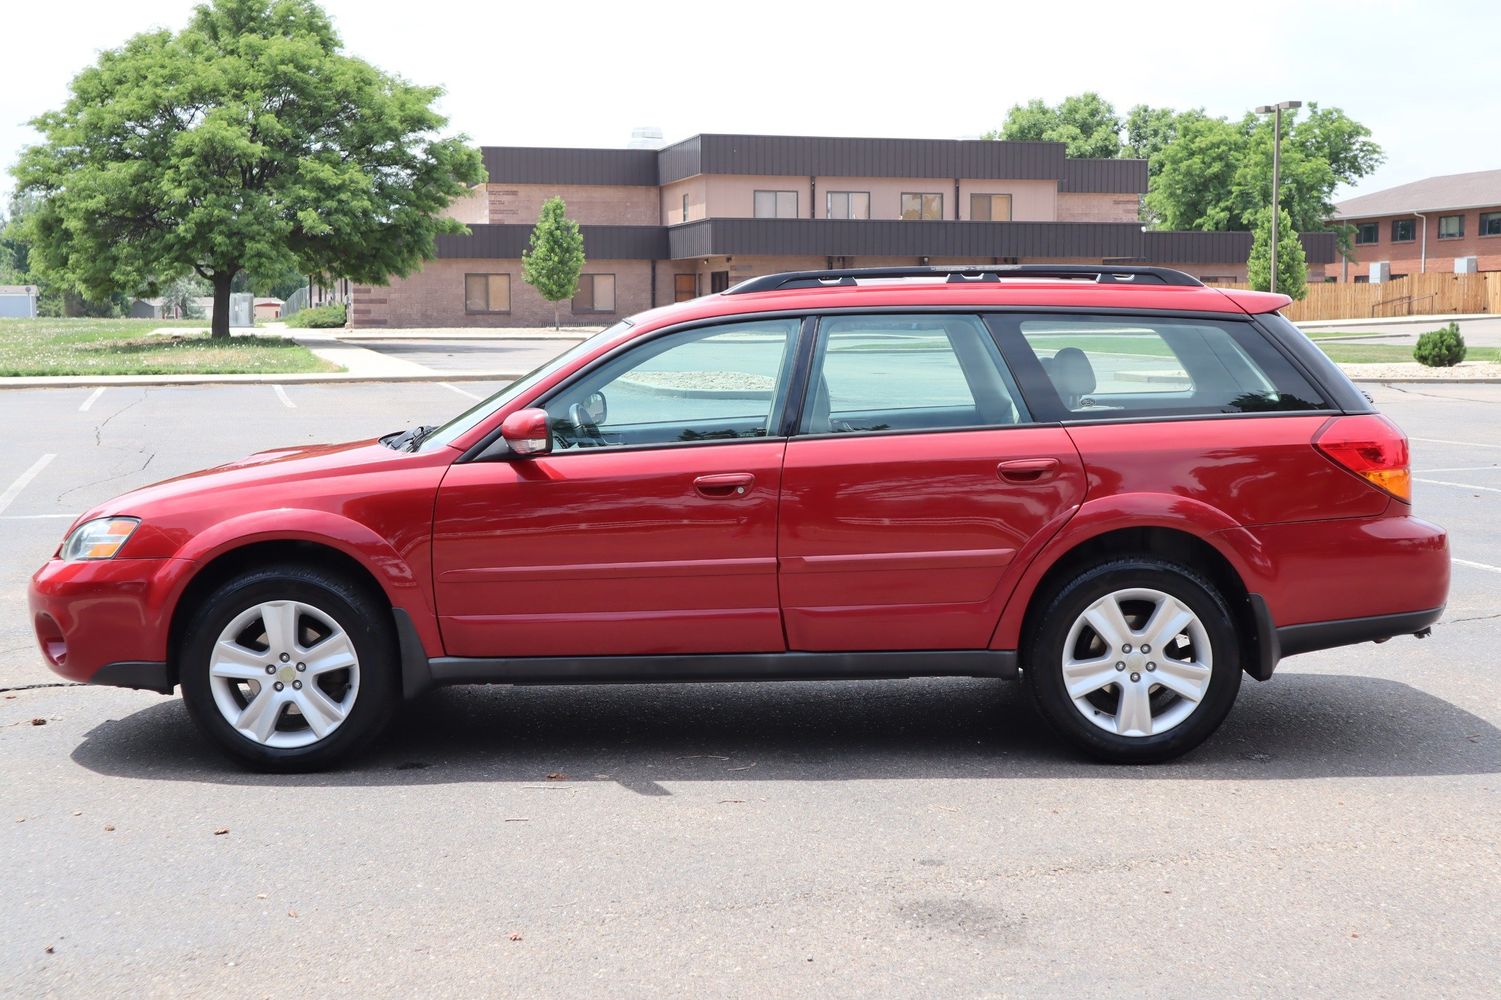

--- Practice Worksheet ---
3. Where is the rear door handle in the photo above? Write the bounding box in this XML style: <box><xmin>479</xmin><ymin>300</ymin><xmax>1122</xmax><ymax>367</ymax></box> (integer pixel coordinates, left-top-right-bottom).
<box><xmin>997</xmin><ymin>458</ymin><xmax>1059</xmax><ymax>483</ymax></box>
<box><xmin>694</xmin><ymin>473</ymin><xmax>756</xmax><ymax>498</ymax></box>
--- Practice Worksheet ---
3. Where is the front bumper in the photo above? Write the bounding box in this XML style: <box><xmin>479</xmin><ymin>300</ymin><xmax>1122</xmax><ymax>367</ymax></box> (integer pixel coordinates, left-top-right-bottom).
<box><xmin>28</xmin><ymin>556</ymin><xmax>188</xmax><ymax>689</ymax></box>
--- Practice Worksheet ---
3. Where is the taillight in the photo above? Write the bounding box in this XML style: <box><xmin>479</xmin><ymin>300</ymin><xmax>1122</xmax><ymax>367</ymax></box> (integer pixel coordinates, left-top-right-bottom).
<box><xmin>1313</xmin><ymin>414</ymin><xmax>1412</xmax><ymax>502</ymax></box>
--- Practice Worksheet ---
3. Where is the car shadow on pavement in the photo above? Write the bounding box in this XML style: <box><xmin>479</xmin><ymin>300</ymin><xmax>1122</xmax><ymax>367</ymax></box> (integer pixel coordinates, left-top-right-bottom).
<box><xmin>70</xmin><ymin>673</ymin><xmax>1501</xmax><ymax>791</ymax></box>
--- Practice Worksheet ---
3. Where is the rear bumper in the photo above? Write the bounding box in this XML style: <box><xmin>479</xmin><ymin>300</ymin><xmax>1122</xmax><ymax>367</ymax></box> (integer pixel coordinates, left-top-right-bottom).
<box><xmin>1245</xmin><ymin>599</ymin><xmax>1443</xmax><ymax>681</ymax></box>
<box><xmin>28</xmin><ymin>557</ymin><xmax>183</xmax><ymax>687</ymax></box>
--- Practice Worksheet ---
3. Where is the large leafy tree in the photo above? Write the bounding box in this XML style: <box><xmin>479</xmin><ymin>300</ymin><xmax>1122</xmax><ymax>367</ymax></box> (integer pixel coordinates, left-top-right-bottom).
<box><xmin>1247</xmin><ymin>207</ymin><xmax>1308</xmax><ymax>301</ymax></box>
<box><xmin>12</xmin><ymin>0</ymin><xmax>485</xmax><ymax>336</ymax></box>
<box><xmin>987</xmin><ymin>92</ymin><xmax>1122</xmax><ymax>159</ymax></box>
<box><xmin>521</xmin><ymin>197</ymin><xmax>585</xmax><ymax>331</ymax></box>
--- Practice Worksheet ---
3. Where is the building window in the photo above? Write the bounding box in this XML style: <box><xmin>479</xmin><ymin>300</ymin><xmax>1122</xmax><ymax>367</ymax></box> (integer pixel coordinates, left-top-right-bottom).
<box><xmin>753</xmin><ymin>190</ymin><xmax>798</xmax><ymax>219</ymax></box>
<box><xmin>682</xmin><ymin>193</ymin><xmax>690</xmax><ymax>222</ymax></box>
<box><xmin>826</xmin><ymin>191</ymin><xmax>871</xmax><ymax>220</ymax></box>
<box><xmin>1482</xmin><ymin>212</ymin><xmax>1501</xmax><ymax>237</ymax></box>
<box><xmin>572</xmin><ymin>274</ymin><xmax>616</xmax><ymax>314</ymax></box>
<box><xmin>673</xmin><ymin>273</ymin><xmax>697</xmax><ymax>302</ymax></box>
<box><xmin>1391</xmin><ymin>219</ymin><xmax>1416</xmax><ymax>243</ymax></box>
<box><xmin>1353</xmin><ymin>275</ymin><xmax>1369</xmax><ymax>283</ymax></box>
<box><xmin>1354</xmin><ymin>222</ymin><xmax>1379</xmax><ymax>245</ymax></box>
<box><xmin>901</xmin><ymin>193</ymin><xmax>944</xmax><ymax>220</ymax></box>
<box><xmin>464</xmin><ymin>273</ymin><xmax>510</xmax><ymax>313</ymax></box>
<box><xmin>1438</xmin><ymin>215</ymin><xmax>1464</xmax><ymax>239</ymax></box>
<box><xmin>970</xmin><ymin>193</ymin><xmax>1013</xmax><ymax>221</ymax></box>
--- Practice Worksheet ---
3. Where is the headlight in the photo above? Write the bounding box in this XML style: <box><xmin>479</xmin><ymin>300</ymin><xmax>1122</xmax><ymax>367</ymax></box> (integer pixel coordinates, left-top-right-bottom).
<box><xmin>60</xmin><ymin>517</ymin><xmax>140</xmax><ymax>561</ymax></box>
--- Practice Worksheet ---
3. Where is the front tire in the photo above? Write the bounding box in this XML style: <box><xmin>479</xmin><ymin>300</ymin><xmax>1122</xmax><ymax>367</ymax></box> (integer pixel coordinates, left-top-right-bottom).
<box><xmin>1022</xmin><ymin>558</ymin><xmax>1242</xmax><ymax>763</ymax></box>
<box><xmin>179</xmin><ymin>564</ymin><xmax>399</xmax><ymax>771</ymax></box>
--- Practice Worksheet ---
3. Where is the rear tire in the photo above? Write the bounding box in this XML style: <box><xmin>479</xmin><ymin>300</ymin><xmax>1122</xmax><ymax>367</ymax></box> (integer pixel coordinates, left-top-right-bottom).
<box><xmin>179</xmin><ymin>564</ymin><xmax>399</xmax><ymax>772</ymax></box>
<box><xmin>1022</xmin><ymin>557</ymin><xmax>1241</xmax><ymax>763</ymax></box>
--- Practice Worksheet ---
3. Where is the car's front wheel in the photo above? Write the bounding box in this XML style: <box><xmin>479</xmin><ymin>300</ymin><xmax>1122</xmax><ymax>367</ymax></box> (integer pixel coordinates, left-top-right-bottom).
<box><xmin>1023</xmin><ymin>558</ymin><xmax>1242</xmax><ymax>763</ymax></box>
<box><xmin>179</xmin><ymin>564</ymin><xmax>398</xmax><ymax>771</ymax></box>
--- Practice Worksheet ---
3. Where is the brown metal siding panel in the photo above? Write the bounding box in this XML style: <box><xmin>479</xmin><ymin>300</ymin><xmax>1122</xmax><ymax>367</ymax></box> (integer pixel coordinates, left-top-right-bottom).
<box><xmin>666</xmin><ymin>219</ymin><xmax>1145</xmax><ymax>259</ymax></box>
<box><xmin>657</xmin><ymin>135</ymin><xmax>703</xmax><ymax>183</ymax></box>
<box><xmin>1060</xmin><ymin>159</ymin><xmax>1148</xmax><ymax>194</ymax></box>
<box><xmin>437</xmin><ymin>224</ymin><xmax>666</xmax><ymax>260</ymax></box>
<box><xmin>481</xmin><ymin>147</ymin><xmax>659</xmax><ymax>186</ymax></box>
<box><xmin>688</xmin><ymin>135</ymin><xmax>1067</xmax><ymax>181</ymax></box>
<box><xmin>1140</xmin><ymin>230</ymin><xmax>1337</xmax><ymax>265</ymax></box>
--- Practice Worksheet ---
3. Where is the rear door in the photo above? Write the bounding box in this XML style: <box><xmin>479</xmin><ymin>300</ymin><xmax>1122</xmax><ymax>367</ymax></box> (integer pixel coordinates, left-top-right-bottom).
<box><xmin>777</xmin><ymin>313</ymin><xmax>1086</xmax><ymax>651</ymax></box>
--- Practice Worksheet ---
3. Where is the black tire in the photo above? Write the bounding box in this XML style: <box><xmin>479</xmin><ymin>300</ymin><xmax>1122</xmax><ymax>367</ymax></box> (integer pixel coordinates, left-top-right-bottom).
<box><xmin>1022</xmin><ymin>557</ymin><xmax>1242</xmax><ymax>764</ymax></box>
<box><xmin>179</xmin><ymin>564</ymin><xmax>399</xmax><ymax>772</ymax></box>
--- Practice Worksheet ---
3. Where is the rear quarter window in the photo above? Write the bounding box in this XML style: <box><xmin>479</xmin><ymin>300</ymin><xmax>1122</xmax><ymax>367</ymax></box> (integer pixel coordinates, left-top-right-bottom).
<box><xmin>987</xmin><ymin>314</ymin><xmax>1328</xmax><ymax>420</ymax></box>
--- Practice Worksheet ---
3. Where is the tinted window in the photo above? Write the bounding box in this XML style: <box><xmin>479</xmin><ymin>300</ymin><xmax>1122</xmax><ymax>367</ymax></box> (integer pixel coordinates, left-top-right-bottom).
<box><xmin>996</xmin><ymin>314</ymin><xmax>1325</xmax><ymax>418</ymax></box>
<box><xmin>544</xmin><ymin>319</ymin><xmax>798</xmax><ymax>450</ymax></box>
<box><xmin>801</xmin><ymin>315</ymin><xmax>1029</xmax><ymax>434</ymax></box>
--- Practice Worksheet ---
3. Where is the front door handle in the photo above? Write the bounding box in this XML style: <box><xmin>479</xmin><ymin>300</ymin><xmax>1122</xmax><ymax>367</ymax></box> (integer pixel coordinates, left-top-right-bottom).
<box><xmin>694</xmin><ymin>473</ymin><xmax>756</xmax><ymax>498</ymax></box>
<box><xmin>997</xmin><ymin>458</ymin><xmax>1059</xmax><ymax>483</ymax></box>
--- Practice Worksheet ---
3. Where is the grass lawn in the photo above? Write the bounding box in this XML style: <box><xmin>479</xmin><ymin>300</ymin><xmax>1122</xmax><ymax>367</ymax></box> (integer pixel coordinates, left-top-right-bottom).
<box><xmin>0</xmin><ymin>317</ymin><xmax>340</xmax><ymax>376</ymax></box>
<box><xmin>1316</xmin><ymin>342</ymin><xmax>1501</xmax><ymax>365</ymax></box>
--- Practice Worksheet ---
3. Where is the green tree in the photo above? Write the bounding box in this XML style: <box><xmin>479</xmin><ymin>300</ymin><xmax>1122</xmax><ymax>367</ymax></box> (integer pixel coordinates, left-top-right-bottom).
<box><xmin>11</xmin><ymin>0</ymin><xmax>485</xmax><ymax>337</ymax></box>
<box><xmin>987</xmin><ymin>92</ymin><xmax>1122</xmax><ymax>159</ymax></box>
<box><xmin>1122</xmin><ymin>105</ymin><xmax>1205</xmax><ymax>177</ymax></box>
<box><xmin>521</xmin><ymin>197</ymin><xmax>585</xmax><ymax>330</ymax></box>
<box><xmin>161</xmin><ymin>274</ymin><xmax>209</xmax><ymax>318</ymax></box>
<box><xmin>1247</xmin><ymin>207</ymin><xmax>1308</xmax><ymax>300</ymax></box>
<box><xmin>1144</xmin><ymin>115</ymin><xmax>1245</xmax><ymax>231</ymax></box>
<box><xmin>0</xmin><ymin>193</ymin><xmax>39</xmax><ymax>285</ymax></box>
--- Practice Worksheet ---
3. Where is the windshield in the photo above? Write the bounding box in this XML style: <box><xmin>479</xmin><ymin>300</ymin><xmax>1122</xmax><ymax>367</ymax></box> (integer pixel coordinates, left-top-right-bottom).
<box><xmin>417</xmin><ymin>321</ymin><xmax>634</xmax><ymax>451</ymax></box>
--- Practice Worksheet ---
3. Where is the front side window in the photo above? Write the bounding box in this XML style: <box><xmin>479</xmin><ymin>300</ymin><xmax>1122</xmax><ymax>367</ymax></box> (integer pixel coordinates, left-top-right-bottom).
<box><xmin>572</xmin><ymin>274</ymin><xmax>616</xmax><ymax>314</ymax></box>
<box><xmin>464</xmin><ymin>273</ymin><xmax>510</xmax><ymax>314</ymax></box>
<box><xmin>970</xmin><ymin>193</ymin><xmax>1013</xmax><ymax>221</ymax></box>
<box><xmin>544</xmin><ymin>319</ymin><xmax>799</xmax><ymax>450</ymax></box>
<box><xmin>1391</xmin><ymin>219</ymin><xmax>1416</xmax><ymax>242</ymax></box>
<box><xmin>1354</xmin><ymin>222</ymin><xmax>1379</xmax><ymax>245</ymax></box>
<box><xmin>801</xmin><ymin>315</ymin><xmax>1029</xmax><ymax>435</ymax></box>
<box><xmin>901</xmin><ymin>193</ymin><xmax>944</xmax><ymax>220</ymax></box>
<box><xmin>826</xmin><ymin>191</ymin><xmax>871</xmax><ymax>219</ymax></box>
<box><xmin>995</xmin><ymin>314</ymin><xmax>1326</xmax><ymax>418</ymax></box>
<box><xmin>753</xmin><ymin>190</ymin><xmax>798</xmax><ymax>219</ymax></box>
<box><xmin>1438</xmin><ymin>214</ymin><xmax>1465</xmax><ymax>239</ymax></box>
<box><xmin>1482</xmin><ymin>212</ymin><xmax>1501</xmax><ymax>237</ymax></box>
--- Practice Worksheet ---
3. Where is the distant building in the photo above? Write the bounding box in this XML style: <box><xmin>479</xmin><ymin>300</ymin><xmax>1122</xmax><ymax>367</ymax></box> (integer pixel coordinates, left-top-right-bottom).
<box><xmin>1329</xmin><ymin>169</ymin><xmax>1501</xmax><ymax>282</ymax></box>
<box><xmin>353</xmin><ymin>134</ymin><xmax>1338</xmax><ymax>328</ymax></box>
<box><xmin>0</xmin><ymin>285</ymin><xmax>39</xmax><ymax>318</ymax></box>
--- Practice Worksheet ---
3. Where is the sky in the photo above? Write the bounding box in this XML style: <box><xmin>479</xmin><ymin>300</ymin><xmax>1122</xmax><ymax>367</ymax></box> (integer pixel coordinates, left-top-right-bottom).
<box><xmin>2</xmin><ymin>0</ymin><xmax>1497</xmax><ymax>209</ymax></box>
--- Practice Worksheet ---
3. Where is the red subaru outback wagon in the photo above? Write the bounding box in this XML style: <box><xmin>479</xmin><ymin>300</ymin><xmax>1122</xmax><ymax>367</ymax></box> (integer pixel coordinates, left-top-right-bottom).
<box><xmin>30</xmin><ymin>265</ymin><xmax>1449</xmax><ymax>770</ymax></box>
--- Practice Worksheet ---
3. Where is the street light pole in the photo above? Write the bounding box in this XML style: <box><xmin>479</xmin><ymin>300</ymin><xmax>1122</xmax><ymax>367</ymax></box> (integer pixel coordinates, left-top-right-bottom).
<box><xmin>1255</xmin><ymin>100</ymin><xmax>1302</xmax><ymax>294</ymax></box>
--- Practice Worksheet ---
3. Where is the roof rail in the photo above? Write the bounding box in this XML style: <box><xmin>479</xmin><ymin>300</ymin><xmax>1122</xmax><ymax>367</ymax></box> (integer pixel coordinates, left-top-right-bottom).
<box><xmin>725</xmin><ymin>264</ymin><xmax>1204</xmax><ymax>295</ymax></box>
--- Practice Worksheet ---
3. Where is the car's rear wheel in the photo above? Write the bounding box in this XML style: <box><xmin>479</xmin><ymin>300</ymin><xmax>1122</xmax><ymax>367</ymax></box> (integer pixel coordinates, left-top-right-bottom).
<box><xmin>179</xmin><ymin>565</ymin><xmax>398</xmax><ymax>771</ymax></box>
<box><xmin>1023</xmin><ymin>558</ymin><xmax>1242</xmax><ymax>763</ymax></box>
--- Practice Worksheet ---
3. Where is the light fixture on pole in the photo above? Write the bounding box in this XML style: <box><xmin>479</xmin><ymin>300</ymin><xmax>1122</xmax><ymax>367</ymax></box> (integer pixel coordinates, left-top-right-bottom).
<box><xmin>1255</xmin><ymin>100</ymin><xmax>1302</xmax><ymax>294</ymax></box>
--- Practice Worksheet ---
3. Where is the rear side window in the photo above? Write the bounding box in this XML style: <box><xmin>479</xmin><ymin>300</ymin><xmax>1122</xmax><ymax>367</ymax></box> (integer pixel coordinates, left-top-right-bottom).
<box><xmin>990</xmin><ymin>314</ymin><xmax>1327</xmax><ymax>419</ymax></box>
<box><xmin>801</xmin><ymin>314</ymin><xmax>1030</xmax><ymax>434</ymax></box>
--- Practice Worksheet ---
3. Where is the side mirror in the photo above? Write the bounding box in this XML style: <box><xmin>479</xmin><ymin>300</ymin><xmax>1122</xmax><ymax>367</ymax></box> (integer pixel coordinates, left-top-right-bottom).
<box><xmin>499</xmin><ymin>408</ymin><xmax>552</xmax><ymax>457</ymax></box>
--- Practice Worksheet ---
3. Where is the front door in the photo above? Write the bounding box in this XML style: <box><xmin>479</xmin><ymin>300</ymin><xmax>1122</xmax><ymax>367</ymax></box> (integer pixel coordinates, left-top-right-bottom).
<box><xmin>777</xmin><ymin>313</ymin><xmax>1086</xmax><ymax>651</ymax></box>
<box><xmin>432</xmin><ymin>317</ymin><xmax>802</xmax><ymax>658</ymax></box>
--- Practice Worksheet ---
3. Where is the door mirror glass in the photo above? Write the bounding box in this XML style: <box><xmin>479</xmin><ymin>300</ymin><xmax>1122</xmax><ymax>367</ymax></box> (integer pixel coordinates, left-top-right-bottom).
<box><xmin>500</xmin><ymin>407</ymin><xmax>552</xmax><ymax>457</ymax></box>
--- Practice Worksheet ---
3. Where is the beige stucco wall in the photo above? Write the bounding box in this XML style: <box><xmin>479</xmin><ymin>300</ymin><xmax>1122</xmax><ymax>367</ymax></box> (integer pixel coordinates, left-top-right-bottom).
<box><xmin>955</xmin><ymin>180</ymin><xmax>1058</xmax><ymax>221</ymax></box>
<box><xmin>442</xmin><ymin>186</ymin><xmax>490</xmax><ymax>224</ymax></box>
<box><xmin>486</xmin><ymin>184</ymin><xmax>659</xmax><ymax>226</ymax></box>
<box><xmin>660</xmin><ymin>177</ymin><xmax>709</xmax><ymax>225</ymax></box>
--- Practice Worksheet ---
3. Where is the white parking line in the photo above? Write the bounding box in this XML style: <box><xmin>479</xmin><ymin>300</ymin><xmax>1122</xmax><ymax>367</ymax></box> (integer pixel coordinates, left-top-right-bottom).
<box><xmin>439</xmin><ymin>382</ymin><xmax>482</xmax><ymax>400</ymax></box>
<box><xmin>1454</xmin><ymin>558</ymin><xmax>1501</xmax><ymax>575</ymax></box>
<box><xmin>1416</xmin><ymin>466</ymin><xmax>1501</xmax><ymax>474</ymax></box>
<box><xmin>273</xmin><ymin>385</ymin><xmax>295</xmax><ymax>408</ymax></box>
<box><xmin>1415</xmin><ymin>477</ymin><xmax>1501</xmax><ymax>495</ymax></box>
<box><xmin>79</xmin><ymin>388</ymin><xmax>105</xmax><ymax>412</ymax></box>
<box><xmin>0</xmin><ymin>513</ymin><xmax>76</xmax><ymax>520</ymax></box>
<box><xmin>1412</xmin><ymin>436</ymin><xmax>1501</xmax><ymax>451</ymax></box>
<box><xmin>0</xmin><ymin>454</ymin><xmax>57</xmax><ymax>516</ymax></box>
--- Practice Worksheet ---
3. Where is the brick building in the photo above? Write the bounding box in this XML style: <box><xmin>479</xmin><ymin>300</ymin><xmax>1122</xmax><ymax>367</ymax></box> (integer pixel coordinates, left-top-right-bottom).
<box><xmin>1328</xmin><ymin>169</ymin><xmax>1501</xmax><ymax>282</ymax></box>
<box><xmin>352</xmin><ymin>134</ymin><xmax>1337</xmax><ymax>328</ymax></box>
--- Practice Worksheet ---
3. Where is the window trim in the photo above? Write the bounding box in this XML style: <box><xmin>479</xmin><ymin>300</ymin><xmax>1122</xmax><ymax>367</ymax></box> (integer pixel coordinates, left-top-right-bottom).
<box><xmin>825</xmin><ymin>190</ymin><xmax>872</xmax><ymax>220</ymax></box>
<box><xmin>1437</xmin><ymin>214</ymin><xmax>1465</xmax><ymax>240</ymax></box>
<box><xmin>572</xmin><ymin>273</ymin><xmax>617</xmax><ymax>314</ymax></box>
<box><xmin>464</xmin><ymin>272</ymin><xmax>511</xmax><ymax>315</ymax></box>
<box><xmin>1353</xmin><ymin>222</ymin><xmax>1380</xmax><ymax>245</ymax></box>
<box><xmin>753</xmin><ymin>189</ymin><xmax>799</xmax><ymax>219</ymax></box>
<box><xmin>901</xmin><ymin>192</ymin><xmax>945</xmax><ymax>221</ymax></box>
<box><xmin>1480</xmin><ymin>212</ymin><xmax>1501</xmax><ymax>238</ymax></box>
<box><xmin>1390</xmin><ymin>219</ymin><xmax>1417</xmax><ymax>244</ymax></box>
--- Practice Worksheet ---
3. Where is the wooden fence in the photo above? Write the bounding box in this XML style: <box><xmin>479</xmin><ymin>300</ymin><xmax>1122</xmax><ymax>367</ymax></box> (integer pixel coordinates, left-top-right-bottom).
<box><xmin>1204</xmin><ymin>272</ymin><xmax>1501</xmax><ymax>323</ymax></box>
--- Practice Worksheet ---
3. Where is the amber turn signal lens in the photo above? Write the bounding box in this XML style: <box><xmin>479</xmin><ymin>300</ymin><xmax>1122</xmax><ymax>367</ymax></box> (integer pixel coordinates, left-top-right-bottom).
<box><xmin>1313</xmin><ymin>415</ymin><xmax>1412</xmax><ymax>503</ymax></box>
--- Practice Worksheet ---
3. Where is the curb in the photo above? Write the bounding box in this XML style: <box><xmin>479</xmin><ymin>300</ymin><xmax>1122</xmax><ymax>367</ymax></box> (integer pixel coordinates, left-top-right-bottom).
<box><xmin>1348</xmin><ymin>377</ymin><xmax>1501</xmax><ymax>385</ymax></box>
<box><xmin>0</xmin><ymin>371</ymin><xmax>523</xmax><ymax>389</ymax></box>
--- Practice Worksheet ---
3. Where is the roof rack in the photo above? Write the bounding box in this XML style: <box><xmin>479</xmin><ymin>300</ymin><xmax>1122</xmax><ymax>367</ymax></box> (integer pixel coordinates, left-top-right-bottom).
<box><xmin>725</xmin><ymin>264</ymin><xmax>1204</xmax><ymax>295</ymax></box>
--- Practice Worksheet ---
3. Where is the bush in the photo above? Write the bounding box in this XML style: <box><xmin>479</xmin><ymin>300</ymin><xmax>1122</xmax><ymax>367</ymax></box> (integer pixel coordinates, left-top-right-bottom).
<box><xmin>1413</xmin><ymin>322</ymin><xmax>1466</xmax><ymax>367</ymax></box>
<box><xmin>284</xmin><ymin>303</ymin><xmax>346</xmax><ymax>329</ymax></box>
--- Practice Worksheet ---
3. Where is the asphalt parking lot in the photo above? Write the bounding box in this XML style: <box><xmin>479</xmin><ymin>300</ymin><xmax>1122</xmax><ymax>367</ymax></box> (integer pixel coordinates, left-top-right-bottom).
<box><xmin>1</xmin><ymin>376</ymin><xmax>1498</xmax><ymax>998</ymax></box>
